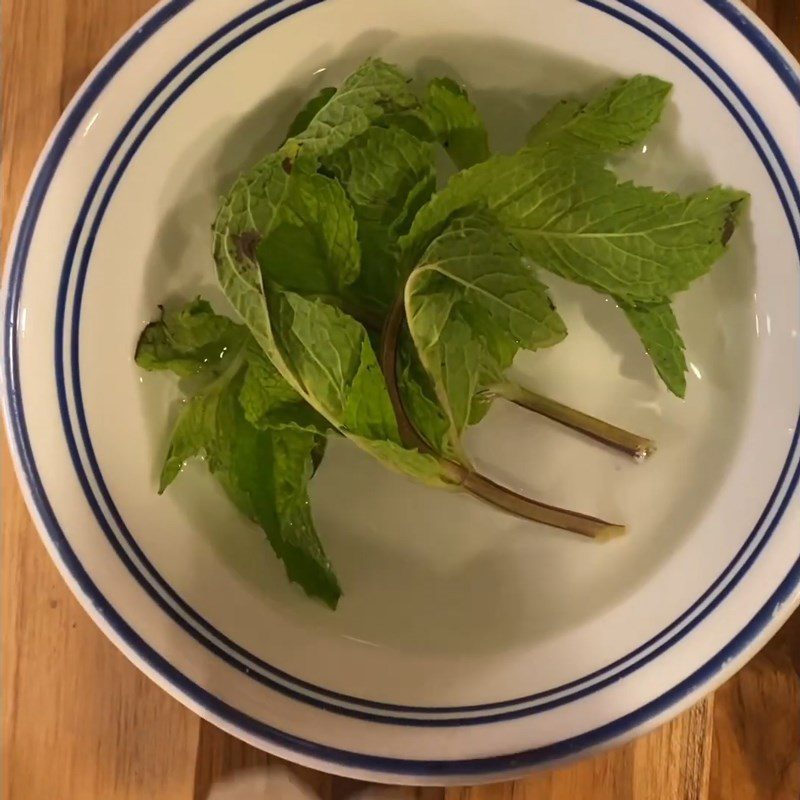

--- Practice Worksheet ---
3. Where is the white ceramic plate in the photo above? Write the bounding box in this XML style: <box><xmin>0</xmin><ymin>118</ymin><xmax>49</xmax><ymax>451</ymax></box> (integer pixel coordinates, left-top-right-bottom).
<box><xmin>4</xmin><ymin>0</ymin><xmax>800</xmax><ymax>785</ymax></box>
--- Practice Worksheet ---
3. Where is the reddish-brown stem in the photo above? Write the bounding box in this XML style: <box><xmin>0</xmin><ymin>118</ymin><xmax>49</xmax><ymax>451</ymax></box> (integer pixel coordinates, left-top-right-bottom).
<box><xmin>379</xmin><ymin>294</ymin><xmax>434</xmax><ymax>454</ymax></box>
<box><xmin>458</xmin><ymin>467</ymin><xmax>624</xmax><ymax>539</ymax></box>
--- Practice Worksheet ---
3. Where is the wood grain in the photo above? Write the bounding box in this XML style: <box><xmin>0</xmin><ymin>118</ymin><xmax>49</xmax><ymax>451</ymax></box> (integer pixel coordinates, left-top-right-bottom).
<box><xmin>2</xmin><ymin>1</ymin><xmax>799</xmax><ymax>798</ymax></box>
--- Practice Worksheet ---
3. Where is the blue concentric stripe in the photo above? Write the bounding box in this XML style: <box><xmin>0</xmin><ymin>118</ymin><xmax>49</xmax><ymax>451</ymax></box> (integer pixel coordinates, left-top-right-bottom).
<box><xmin>705</xmin><ymin>0</ymin><xmax>800</xmax><ymax>101</ymax></box>
<box><xmin>3</xmin><ymin>0</ymin><xmax>800</xmax><ymax>773</ymax></box>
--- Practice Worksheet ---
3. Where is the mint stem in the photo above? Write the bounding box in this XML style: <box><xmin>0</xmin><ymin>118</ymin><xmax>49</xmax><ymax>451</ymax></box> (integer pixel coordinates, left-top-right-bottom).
<box><xmin>491</xmin><ymin>381</ymin><xmax>655</xmax><ymax>460</ymax></box>
<box><xmin>458</xmin><ymin>468</ymin><xmax>624</xmax><ymax>540</ymax></box>
<box><xmin>349</xmin><ymin>300</ymin><xmax>652</xmax><ymax>460</ymax></box>
<box><xmin>380</xmin><ymin>293</ymin><xmax>625</xmax><ymax>539</ymax></box>
<box><xmin>379</xmin><ymin>291</ymin><xmax>440</xmax><ymax>454</ymax></box>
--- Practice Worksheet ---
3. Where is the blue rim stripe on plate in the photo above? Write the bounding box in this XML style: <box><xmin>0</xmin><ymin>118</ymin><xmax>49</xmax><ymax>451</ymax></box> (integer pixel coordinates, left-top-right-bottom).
<box><xmin>3</xmin><ymin>0</ymin><xmax>800</xmax><ymax>772</ymax></box>
<box><xmin>704</xmin><ymin>0</ymin><xmax>800</xmax><ymax>101</ymax></box>
<box><xmin>54</xmin><ymin>0</ymin><xmax>800</xmax><ymax>722</ymax></box>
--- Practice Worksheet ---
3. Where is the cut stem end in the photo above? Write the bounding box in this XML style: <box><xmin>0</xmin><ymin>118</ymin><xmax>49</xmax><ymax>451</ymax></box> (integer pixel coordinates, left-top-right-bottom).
<box><xmin>492</xmin><ymin>381</ymin><xmax>655</xmax><ymax>461</ymax></box>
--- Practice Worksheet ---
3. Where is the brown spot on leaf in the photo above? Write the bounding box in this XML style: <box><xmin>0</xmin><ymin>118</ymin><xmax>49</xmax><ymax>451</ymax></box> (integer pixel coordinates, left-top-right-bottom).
<box><xmin>234</xmin><ymin>231</ymin><xmax>262</xmax><ymax>264</ymax></box>
<box><xmin>722</xmin><ymin>200</ymin><xmax>744</xmax><ymax>245</ymax></box>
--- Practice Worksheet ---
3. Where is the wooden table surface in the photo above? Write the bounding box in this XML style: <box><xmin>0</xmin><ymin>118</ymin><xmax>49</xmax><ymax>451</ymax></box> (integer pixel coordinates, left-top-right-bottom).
<box><xmin>3</xmin><ymin>1</ymin><xmax>800</xmax><ymax>798</ymax></box>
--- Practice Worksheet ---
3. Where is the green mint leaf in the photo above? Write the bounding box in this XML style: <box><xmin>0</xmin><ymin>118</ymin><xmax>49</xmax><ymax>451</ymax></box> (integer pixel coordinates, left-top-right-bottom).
<box><xmin>284</xmin><ymin>58</ymin><xmax>418</xmax><ymax>160</ymax></box>
<box><xmin>266</xmin><ymin>290</ymin><xmax>454</xmax><ymax>485</ymax></box>
<box><xmin>224</xmin><ymin>153</ymin><xmax>359</xmax><ymax>295</ymax></box>
<box><xmin>135</xmin><ymin>298</ymin><xmax>245</xmax><ymax>378</ymax></box>
<box><xmin>140</xmin><ymin>299</ymin><xmax>339</xmax><ymax>606</ymax></box>
<box><xmin>622</xmin><ymin>301</ymin><xmax>687</xmax><ymax>397</ymax></box>
<box><xmin>159</xmin><ymin>389</ymin><xmax>220</xmax><ymax>492</ymax></box>
<box><xmin>420</xmin><ymin>77</ymin><xmax>490</xmax><ymax>169</ymax></box>
<box><xmin>525</xmin><ymin>99</ymin><xmax>583</xmax><ymax>147</ymax></box>
<box><xmin>268</xmin><ymin>291</ymin><xmax>400</xmax><ymax>441</ymax></box>
<box><xmin>406</xmin><ymin>210</ymin><xmax>566</xmax><ymax>454</ymax></box>
<box><xmin>323</xmin><ymin>125</ymin><xmax>436</xmax><ymax>313</ymax></box>
<box><xmin>270</xmin><ymin>291</ymin><xmax>451</xmax><ymax>485</ymax></box>
<box><xmin>238</xmin><ymin>339</ymin><xmax>331</xmax><ymax>434</ymax></box>
<box><xmin>214</xmin><ymin>192</ymin><xmax>451</xmax><ymax>487</ymax></box>
<box><xmin>284</xmin><ymin>86</ymin><xmax>337</xmax><ymax>140</ymax></box>
<box><xmin>323</xmin><ymin>125</ymin><xmax>436</xmax><ymax>235</ymax></box>
<box><xmin>397</xmin><ymin>336</ymin><xmax>454</xmax><ymax>458</ymax></box>
<box><xmin>385</xmin><ymin>77</ymin><xmax>490</xmax><ymax>170</ymax></box>
<box><xmin>161</xmin><ymin>384</ymin><xmax>340</xmax><ymax>608</ymax></box>
<box><xmin>522</xmin><ymin>76</ymin><xmax>695</xmax><ymax>395</ymax></box>
<box><xmin>136</xmin><ymin>298</ymin><xmax>329</xmax><ymax>434</ymax></box>
<box><xmin>526</xmin><ymin>75</ymin><xmax>672</xmax><ymax>153</ymax></box>
<box><xmin>403</xmin><ymin>145</ymin><xmax>747</xmax><ymax>304</ymax></box>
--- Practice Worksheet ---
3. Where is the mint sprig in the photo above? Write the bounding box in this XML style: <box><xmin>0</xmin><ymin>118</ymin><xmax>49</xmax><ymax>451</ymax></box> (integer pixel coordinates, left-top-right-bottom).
<box><xmin>138</xmin><ymin>59</ymin><xmax>748</xmax><ymax>606</ymax></box>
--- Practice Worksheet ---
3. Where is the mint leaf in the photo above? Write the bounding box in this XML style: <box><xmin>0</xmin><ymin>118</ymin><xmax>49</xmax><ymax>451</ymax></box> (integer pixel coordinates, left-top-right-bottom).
<box><xmin>387</xmin><ymin>77</ymin><xmax>490</xmax><ymax>170</ymax></box>
<box><xmin>623</xmin><ymin>301</ymin><xmax>687</xmax><ymax>397</ymax></box>
<box><xmin>224</xmin><ymin>153</ymin><xmax>359</xmax><ymax>295</ymax></box>
<box><xmin>159</xmin><ymin>389</ymin><xmax>220</xmax><ymax>492</ymax></box>
<box><xmin>135</xmin><ymin>298</ymin><xmax>329</xmax><ymax>434</ymax></box>
<box><xmin>267</xmin><ymin>291</ymin><xmax>453</xmax><ymax>484</ymax></box>
<box><xmin>323</xmin><ymin>125</ymin><xmax>436</xmax><ymax>313</ymax></box>
<box><xmin>420</xmin><ymin>77</ymin><xmax>490</xmax><ymax>169</ymax></box>
<box><xmin>268</xmin><ymin>291</ymin><xmax>399</xmax><ymax>440</ymax></box>
<box><xmin>284</xmin><ymin>58</ymin><xmax>418</xmax><ymax>160</ymax></box>
<box><xmin>403</xmin><ymin>145</ymin><xmax>747</xmax><ymax>304</ymax></box>
<box><xmin>137</xmin><ymin>300</ymin><xmax>339</xmax><ymax>607</ymax></box>
<box><xmin>405</xmin><ymin>210</ymin><xmax>565</xmax><ymax>455</ymax></box>
<box><xmin>238</xmin><ymin>340</ymin><xmax>330</xmax><ymax>433</ymax></box>
<box><xmin>162</xmin><ymin>384</ymin><xmax>340</xmax><ymax>608</ymax></box>
<box><xmin>324</xmin><ymin>126</ymin><xmax>436</xmax><ymax>240</ymax></box>
<box><xmin>396</xmin><ymin>336</ymin><xmax>453</xmax><ymax>457</ymax></box>
<box><xmin>214</xmin><ymin>184</ymin><xmax>452</xmax><ymax>487</ymax></box>
<box><xmin>526</xmin><ymin>75</ymin><xmax>672</xmax><ymax>153</ymax></box>
<box><xmin>135</xmin><ymin>298</ymin><xmax>244</xmax><ymax>379</ymax></box>
<box><xmin>525</xmin><ymin>99</ymin><xmax>583</xmax><ymax>147</ymax></box>
<box><xmin>521</xmin><ymin>77</ymin><xmax>695</xmax><ymax>396</ymax></box>
<box><xmin>285</xmin><ymin>87</ymin><xmax>336</xmax><ymax>140</ymax></box>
